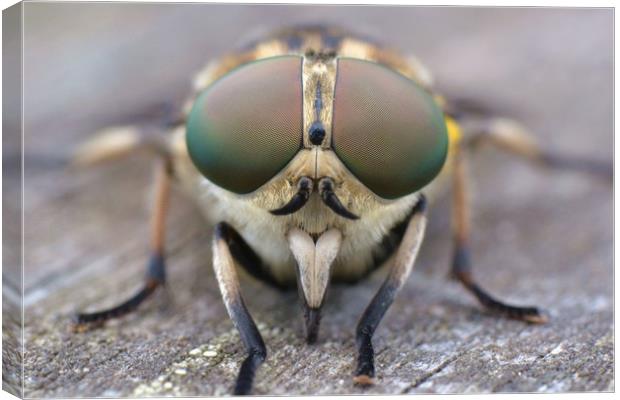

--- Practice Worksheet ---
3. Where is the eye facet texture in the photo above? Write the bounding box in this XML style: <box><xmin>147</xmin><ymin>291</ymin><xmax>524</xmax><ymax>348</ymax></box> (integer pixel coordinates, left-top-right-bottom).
<box><xmin>332</xmin><ymin>58</ymin><xmax>449</xmax><ymax>199</ymax></box>
<box><xmin>186</xmin><ymin>56</ymin><xmax>303</xmax><ymax>194</ymax></box>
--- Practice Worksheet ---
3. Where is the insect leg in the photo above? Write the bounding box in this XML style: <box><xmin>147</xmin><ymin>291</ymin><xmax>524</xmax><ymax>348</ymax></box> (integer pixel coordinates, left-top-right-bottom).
<box><xmin>73</xmin><ymin>161</ymin><xmax>172</xmax><ymax>332</ymax></box>
<box><xmin>71</xmin><ymin>125</ymin><xmax>173</xmax><ymax>167</ymax></box>
<box><xmin>213</xmin><ymin>222</ymin><xmax>267</xmax><ymax>395</ymax></box>
<box><xmin>451</xmin><ymin>145</ymin><xmax>548</xmax><ymax>323</ymax></box>
<box><xmin>354</xmin><ymin>195</ymin><xmax>427</xmax><ymax>386</ymax></box>
<box><xmin>463</xmin><ymin>117</ymin><xmax>612</xmax><ymax>181</ymax></box>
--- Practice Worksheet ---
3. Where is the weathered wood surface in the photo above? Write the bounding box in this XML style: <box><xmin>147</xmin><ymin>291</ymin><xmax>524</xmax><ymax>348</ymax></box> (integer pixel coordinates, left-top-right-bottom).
<box><xmin>5</xmin><ymin>5</ymin><xmax>612</xmax><ymax>397</ymax></box>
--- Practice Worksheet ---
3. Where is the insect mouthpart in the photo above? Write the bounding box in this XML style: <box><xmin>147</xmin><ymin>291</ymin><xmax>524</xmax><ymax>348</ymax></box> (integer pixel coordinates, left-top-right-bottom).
<box><xmin>269</xmin><ymin>176</ymin><xmax>359</xmax><ymax>220</ymax></box>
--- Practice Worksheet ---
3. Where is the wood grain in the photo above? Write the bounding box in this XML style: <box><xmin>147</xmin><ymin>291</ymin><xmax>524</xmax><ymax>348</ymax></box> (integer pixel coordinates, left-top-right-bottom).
<box><xmin>5</xmin><ymin>5</ymin><xmax>612</xmax><ymax>396</ymax></box>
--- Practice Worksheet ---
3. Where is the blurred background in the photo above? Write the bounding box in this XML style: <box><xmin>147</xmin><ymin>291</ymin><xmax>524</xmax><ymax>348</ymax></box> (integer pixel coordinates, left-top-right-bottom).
<box><xmin>4</xmin><ymin>3</ymin><xmax>613</xmax><ymax>397</ymax></box>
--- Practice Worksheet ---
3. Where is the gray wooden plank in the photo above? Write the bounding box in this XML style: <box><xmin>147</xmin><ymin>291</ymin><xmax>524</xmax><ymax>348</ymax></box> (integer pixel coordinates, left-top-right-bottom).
<box><xmin>11</xmin><ymin>5</ymin><xmax>613</xmax><ymax>397</ymax></box>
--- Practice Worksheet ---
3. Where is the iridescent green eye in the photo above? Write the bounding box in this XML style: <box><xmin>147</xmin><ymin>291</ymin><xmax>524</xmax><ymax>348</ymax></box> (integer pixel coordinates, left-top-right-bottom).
<box><xmin>332</xmin><ymin>58</ymin><xmax>448</xmax><ymax>199</ymax></box>
<box><xmin>186</xmin><ymin>56</ymin><xmax>303</xmax><ymax>194</ymax></box>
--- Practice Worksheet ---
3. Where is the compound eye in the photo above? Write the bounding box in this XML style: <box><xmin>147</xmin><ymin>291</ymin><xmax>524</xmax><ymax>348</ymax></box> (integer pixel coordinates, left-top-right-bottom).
<box><xmin>332</xmin><ymin>58</ymin><xmax>448</xmax><ymax>199</ymax></box>
<box><xmin>186</xmin><ymin>56</ymin><xmax>303</xmax><ymax>194</ymax></box>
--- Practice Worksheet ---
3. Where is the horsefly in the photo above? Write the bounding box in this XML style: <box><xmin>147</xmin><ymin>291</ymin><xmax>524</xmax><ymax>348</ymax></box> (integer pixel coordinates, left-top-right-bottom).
<box><xmin>71</xmin><ymin>25</ymin><xmax>611</xmax><ymax>395</ymax></box>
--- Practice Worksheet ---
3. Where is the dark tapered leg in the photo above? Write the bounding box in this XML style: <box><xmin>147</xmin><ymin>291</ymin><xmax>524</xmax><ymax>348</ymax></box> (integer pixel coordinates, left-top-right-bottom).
<box><xmin>354</xmin><ymin>280</ymin><xmax>398</xmax><ymax>385</ymax></box>
<box><xmin>73</xmin><ymin>162</ymin><xmax>172</xmax><ymax>332</ymax></box>
<box><xmin>230</xmin><ymin>300</ymin><xmax>266</xmax><ymax>395</ymax></box>
<box><xmin>213</xmin><ymin>222</ymin><xmax>267</xmax><ymax>395</ymax></box>
<box><xmin>452</xmin><ymin>243</ymin><xmax>547</xmax><ymax>323</ymax></box>
<box><xmin>73</xmin><ymin>253</ymin><xmax>165</xmax><ymax>330</ymax></box>
<box><xmin>447</xmin><ymin>107</ymin><xmax>611</xmax><ymax>321</ymax></box>
<box><xmin>354</xmin><ymin>196</ymin><xmax>427</xmax><ymax>385</ymax></box>
<box><xmin>451</xmin><ymin>145</ymin><xmax>548</xmax><ymax>324</ymax></box>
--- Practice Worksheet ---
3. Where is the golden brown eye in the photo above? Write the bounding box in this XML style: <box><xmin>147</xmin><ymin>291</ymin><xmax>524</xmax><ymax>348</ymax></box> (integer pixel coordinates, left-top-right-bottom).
<box><xmin>186</xmin><ymin>56</ymin><xmax>303</xmax><ymax>194</ymax></box>
<box><xmin>332</xmin><ymin>58</ymin><xmax>448</xmax><ymax>199</ymax></box>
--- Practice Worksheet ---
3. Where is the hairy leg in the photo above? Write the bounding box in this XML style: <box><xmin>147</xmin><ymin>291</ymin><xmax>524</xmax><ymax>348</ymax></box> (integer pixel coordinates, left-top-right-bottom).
<box><xmin>450</xmin><ymin>144</ymin><xmax>548</xmax><ymax>323</ymax></box>
<box><xmin>354</xmin><ymin>195</ymin><xmax>427</xmax><ymax>385</ymax></box>
<box><xmin>463</xmin><ymin>117</ymin><xmax>612</xmax><ymax>181</ymax></box>
<box><xmin>212</xmin><ymin>222</ymin><xmax>269</xmax><ymax>395</ymax></box>
<box><xmin>73</xmin><ymin>161</ymin><xmax>172</xmax><ymax>331</ymax></box>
